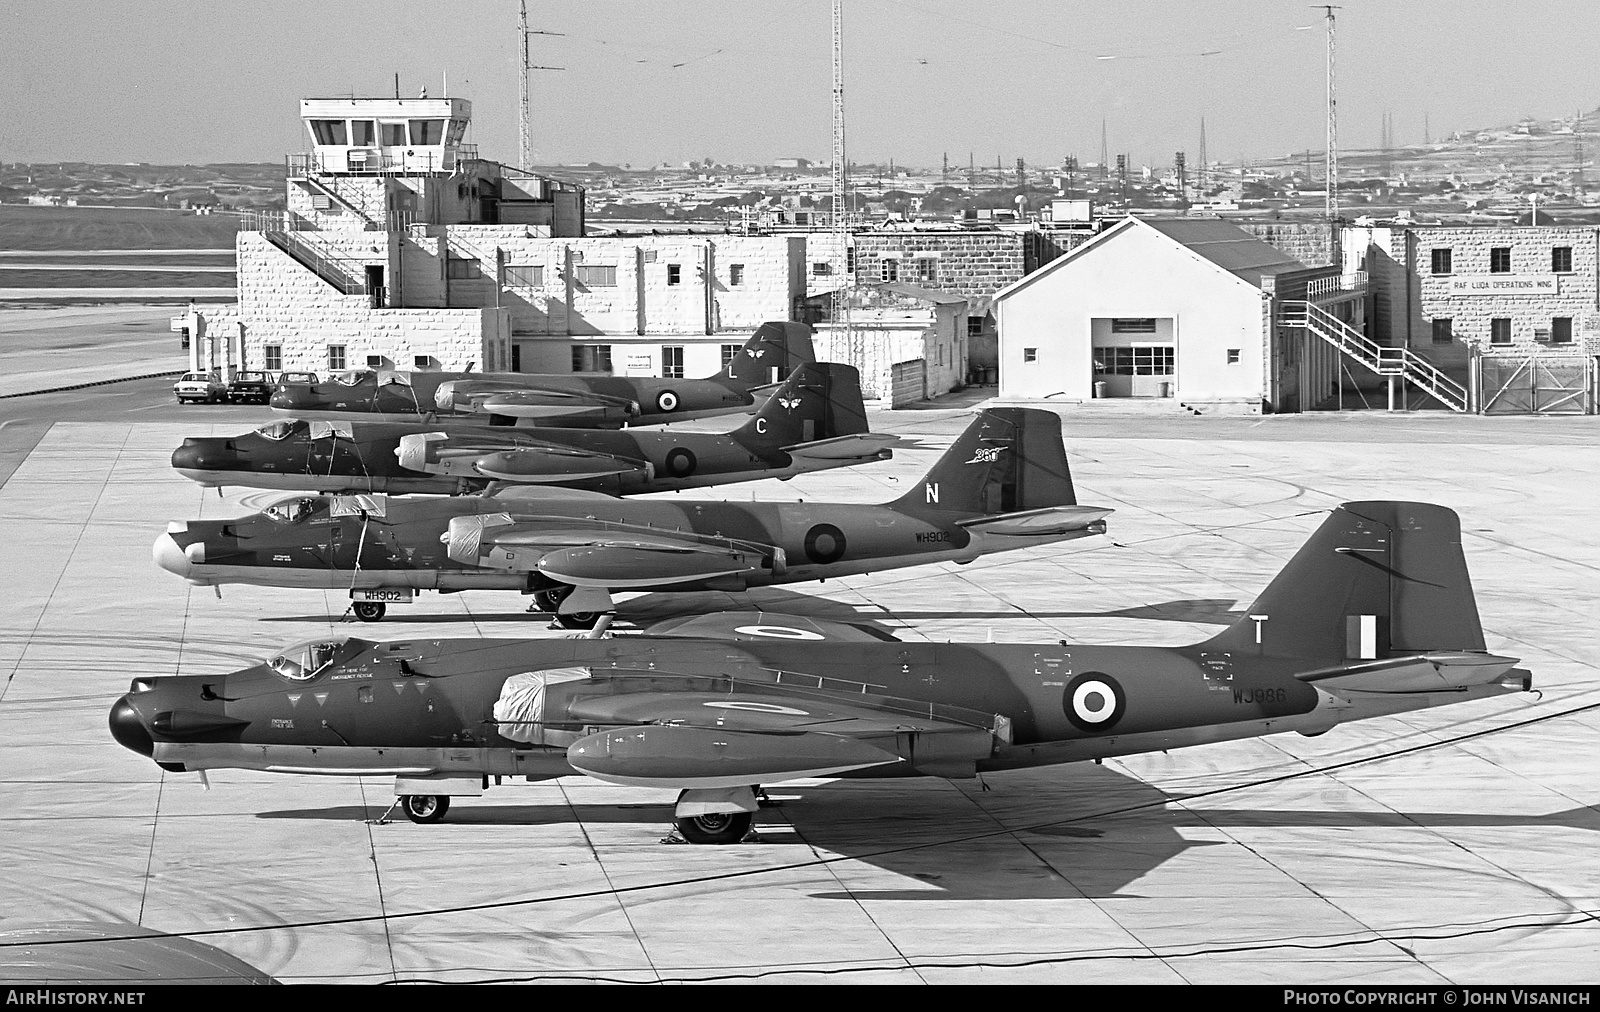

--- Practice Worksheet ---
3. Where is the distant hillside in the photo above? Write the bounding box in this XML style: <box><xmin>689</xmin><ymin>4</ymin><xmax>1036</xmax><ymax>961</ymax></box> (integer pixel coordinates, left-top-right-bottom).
<box><xmin>0</xmin><ymin>205</ymin><xmax>241</xmax><ymax>251</ymax></box>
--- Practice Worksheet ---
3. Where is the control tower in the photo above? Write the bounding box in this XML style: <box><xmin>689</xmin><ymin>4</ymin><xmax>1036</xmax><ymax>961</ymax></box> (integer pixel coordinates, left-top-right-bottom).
<box><xmin>286</xmin><ymin>97</ymin><xmax>583</xmax><ymax>234</ymax></box>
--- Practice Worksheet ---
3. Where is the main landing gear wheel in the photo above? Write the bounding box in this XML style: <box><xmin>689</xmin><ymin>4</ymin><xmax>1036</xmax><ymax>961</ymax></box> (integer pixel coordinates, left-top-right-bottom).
<box><xmin>534</xmin><ymin>586</ymin><xmax>604</xmax><ymax>629</ymax></box>
<box><xmin>674</xmin><ymin>811</ymin><xmax>753</xmax><ymax>845</ymax></box>
<box><xmin>352</xmin><ymin>601</ymin><xmax>387</xmax><ymax>622</ymax></box>
<box><xmin>400</xmin><ymin>794</ymin><xmax>450</xmax><ymax>824</ymax></box>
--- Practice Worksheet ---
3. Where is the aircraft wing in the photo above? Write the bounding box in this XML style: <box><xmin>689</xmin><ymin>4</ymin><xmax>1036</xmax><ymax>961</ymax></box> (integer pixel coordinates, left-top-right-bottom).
<box><xmin>956</xmin><ymin>504</ymin><xmax>1114</xmax><ymax>536</ymax></box>
<box><xmin>1294</xmin><ymin>651</ymin><xmax>1525</xmax><ymax>695</ymax></box>
<box><xmin>436</xmin><ymin>381</ymin><xmax>640</xmax><ymax>423</ymax></box>
<box><xmin>643</xmin><ymin>610</ymin><xmax>903</xmax><ymax>643</ymax></box>
<box><xmin>781</xmin><ymin>432</ymin><xmax>901</xmax><ymax>463</ymax></box>
<box><xmin>395</xmin><ymin>431</ymin><xmax>650</xmax><ymax>483</ymax></box>
<box><xmin>444</xmin><ymin>514</ymin><xmax>783</xmax><ymax>587</ymax></box>
<box><xmin>562</xmin><ymin>684</ymin><xmax>999</xmax><ymax>788</ymax></box>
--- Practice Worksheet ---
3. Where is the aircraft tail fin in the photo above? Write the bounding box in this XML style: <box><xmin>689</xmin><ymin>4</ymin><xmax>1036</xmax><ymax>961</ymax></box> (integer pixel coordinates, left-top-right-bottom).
<box><xmin>732</xmin><ymin>362</ymin><xmax>868</xmax><ymax>450</ymax></box>
<box><xmin>890</xmin><ymin>408</ymin><xmax>1076</xmax><ymax>517</ymax></box>
<box><xmin>1203</xmin><ymin>502</ymin><xmax>1489</xmax><ymax>663</ymax></box>
<box><xmin>713</xmin><ymin>322</ymin><xmax>818</xmax><ymax>392</ymax></box>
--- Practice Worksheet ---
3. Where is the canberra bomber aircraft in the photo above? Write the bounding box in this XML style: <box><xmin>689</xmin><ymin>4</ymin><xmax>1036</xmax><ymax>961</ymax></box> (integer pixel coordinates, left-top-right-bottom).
<box><xmin>112</xmin><ymin>502</ymin><xmax>1533</xmax><ymax>844</ymax></box>
<box><xmin>153</xmin><ymin>407</ymin><xmax>1111</xmax><ymax>624</ymax></box>
<box><xmin>268</xmin><ymin>321</ymin><xmax>815</xmax><ymax>428</ymax></box>
<box><xmin>171</xmin><ymin>362</ymin><xmax>895</xmax><ymax>496</ymax></box>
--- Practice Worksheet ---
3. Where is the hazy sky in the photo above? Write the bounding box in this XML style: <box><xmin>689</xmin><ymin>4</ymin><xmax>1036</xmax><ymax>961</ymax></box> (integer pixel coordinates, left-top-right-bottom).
<box><xmin>3</xmin><ymin>0</ymin><xmax>1597</xmax><ymax>169</ymax></box>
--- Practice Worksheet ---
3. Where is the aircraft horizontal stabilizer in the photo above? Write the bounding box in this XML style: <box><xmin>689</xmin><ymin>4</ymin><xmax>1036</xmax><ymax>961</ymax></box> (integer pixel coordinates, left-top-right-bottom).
<box><xmin>957</xmin><ymin>504</ymin><xmax>1114</xmax><ymax>536</ymax></box>
<box><xmin>1296</xmin><ymin>651</ymin><xmax>1525</xmax><ymax>694</ymax></box>
<box><xmin>567</xmin><ymin>724</ymin><xmax>902</xmax><ymax>789</ymax></box>
<box><xmin>781</xmin><ymin>432</ymin><xmax>900</xmax><ymax>462</ymax></box>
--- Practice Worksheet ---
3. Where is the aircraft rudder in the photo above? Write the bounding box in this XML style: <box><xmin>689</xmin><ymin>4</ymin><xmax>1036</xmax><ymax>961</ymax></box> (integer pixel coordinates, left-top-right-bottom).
<box><xmin>889</xmin><ymin>407</ymin><xmax>1075</xmax><ymax>515</ymax></box>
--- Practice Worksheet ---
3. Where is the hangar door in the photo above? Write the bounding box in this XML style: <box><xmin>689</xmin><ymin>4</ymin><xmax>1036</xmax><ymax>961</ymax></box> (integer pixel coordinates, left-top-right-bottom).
<box><xmin>1091</xmin><ymin>317</ymin><xmax>1175</xmax><ymax>397</ymax></box>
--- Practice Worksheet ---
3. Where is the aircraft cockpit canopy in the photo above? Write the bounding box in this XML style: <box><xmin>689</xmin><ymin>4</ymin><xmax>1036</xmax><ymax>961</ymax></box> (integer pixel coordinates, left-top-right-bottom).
<box><xmin>262</xmin><ymin>496</ymin><xmax>322</xmax><ymax>524</ymax></box>
<box><xmin>267</xmin><ymin>638</ymin><xmax>351</xmax><ymax>682</ymax></box>
<box><xmin>255</xmin><ymin>420</ymin><xmax>303</xmax><ymax>441</ymax></box>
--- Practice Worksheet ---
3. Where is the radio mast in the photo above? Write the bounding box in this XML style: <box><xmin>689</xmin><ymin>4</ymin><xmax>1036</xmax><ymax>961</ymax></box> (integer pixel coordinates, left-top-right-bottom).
<box><xmin>831</xmin><ymin>0</ymin><xmax>855</xmax><ymax>363</ymax></box>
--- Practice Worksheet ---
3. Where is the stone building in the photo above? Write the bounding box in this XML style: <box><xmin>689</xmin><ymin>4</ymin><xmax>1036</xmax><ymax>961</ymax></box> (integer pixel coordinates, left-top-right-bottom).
<box><xmin>806</xmin><ymin>283</ymin><xmax>968</xmax><ymax>405</ymax></box>
<box><xmin>190</xmin><ymin>97</ymin><xmax>804</xmax><ymax>381</ymax></box>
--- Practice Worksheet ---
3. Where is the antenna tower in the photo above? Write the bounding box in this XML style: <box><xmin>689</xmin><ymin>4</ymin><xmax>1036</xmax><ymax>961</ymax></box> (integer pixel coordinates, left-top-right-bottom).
<box><xmin>518</xmin><ymin>1</ymin><xmax>565</xmax><ymax>172</ymax></box>
<box><xmin>1319</xmin><ymin>5</ymin><xmax>1340</xmax><ymax>223</ymax></box>
<box><xmin>1198</xmin><ymin>116</ymin><xmax>1208</xmax><ymax>193</ymax></box>
<box><xmin>830</xmin><ymin>0</ymin><xmax>855</xmax><ymax>364</ymax></box>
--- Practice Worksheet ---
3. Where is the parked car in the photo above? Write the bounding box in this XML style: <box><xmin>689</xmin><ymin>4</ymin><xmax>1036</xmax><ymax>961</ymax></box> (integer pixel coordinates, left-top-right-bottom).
<box><xmin>277</xmin><ymin>372</ymin><xmax>319</xmax><ymax>385</ymax></box>
<box><xmin>226</xmin><ymin>371</ymin><xmax>275</xmax><ymax>404</ymax></box>
<box><xmin>173</xmin><ymin>372</ymin><xmax>227</xmax><ymax>404</ymax></box>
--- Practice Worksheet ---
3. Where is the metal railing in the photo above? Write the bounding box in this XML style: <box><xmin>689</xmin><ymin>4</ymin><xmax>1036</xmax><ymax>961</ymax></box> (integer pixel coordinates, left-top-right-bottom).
<box><xmin>287</xmin><ymin>147</ymin><xmax>479</xmax><ymax>178</ymax></box>
<box><xmin>1281</xmin><ymin>300</ymin><xmax>1468</xmax><ymax>412</ymax></box>
<box><xmin>1305</xmin><ymin>271</ymin><xmax>1367</xmax><ymax>301</ymax></box>
<box><xmin>260</xmin><ymin>229</ymin><xmax>370</xmax><ymax>297</ymax></box>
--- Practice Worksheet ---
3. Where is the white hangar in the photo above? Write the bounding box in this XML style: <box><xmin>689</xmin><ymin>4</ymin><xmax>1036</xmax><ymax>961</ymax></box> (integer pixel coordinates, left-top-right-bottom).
<box><xmin>994</xmin><ymin>216</ymin><xmax>1366</xmax><ymax>413</ymax></box>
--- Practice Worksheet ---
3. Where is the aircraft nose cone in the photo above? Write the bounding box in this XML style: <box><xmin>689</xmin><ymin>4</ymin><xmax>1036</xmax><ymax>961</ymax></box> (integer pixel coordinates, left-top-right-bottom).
<box><xmin>170</xmin><ymin>438</ymin><xmax>231</xmax><ymax>472</ymax></box>
<box><xmin>109</xmin><ymin>697</ymin><xmax>154</xmax><ymax>757</ymax></box>
<box><xmin>270</xmin><ymin>387</ymin><xmax>317</xmax><ymax>411</ymax></box>
<box><xmin>152</xmin><ymin>533</ymin><xmax>192</xmax><ymax>578</ymax></box>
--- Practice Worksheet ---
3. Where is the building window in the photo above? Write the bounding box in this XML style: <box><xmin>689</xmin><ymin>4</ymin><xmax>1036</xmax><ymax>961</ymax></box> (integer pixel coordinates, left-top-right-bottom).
<box><xmin>446</xmin><ymin>257</ymin><xmax>478</xmax><ymax>280</ymax></box>
<box><xmin>812</xmin><ymin>261</ymin><xmax>832</xmax><ymax>276</ymax></box>
<box><xmin>1490</xmin><ymin>318</ymin><xmax>1511</xmax><ymax>345</ymax></box>
<box><xmin>1431</xmin><ymin>319</ymin><xmax>1454</xmax><ymax>345</ymax></box>
<box><xmin>1099</xmin><ymin>346</ymin><xmax>1176</xmax><ymax>376</ymax></box>
<box><xmin>574</xmin><ymin>264</ymin><xmax>617</xmax><ymax>287</ymax></box>
<box><xmin>667</xmin><ymin>264</ymin><xmax>681</xmax><ymax>286</ymax></box>
<box><xmin>1226</xmin><ymin>348</ymin><xmax>1241</xmax><ymax>364</ymax></box>
<box><xmin>505</xmin><ymin>264</ymin><xmax>542</xmax><ymax>287</ymax></box>
<box><xmin>721</xmin><ymin>343</ymin><xmax>741</xmax><ymax>367</ymax></box>
<box><xmin>1111</xmin><ymin>318</ymin><xmax>1158</xmax><ymax>333</ymax></box>
<box><xmin>327</xmin><ymin>345</ymin><xmax>346</xmax><ymax>371</ymax></box>
<box><xmin>408</xmin><ymin>119</ymin><xmax>444</xmax><ymax>145</ymax></box>
<box><xmin>380</xmin><ymin>122</ymin><xmax>407</xmax><ymax>146</ymax></box>
<box><xmin>1430</xmin><ymin>248</ymin><xmax>1452</xmax><ymax>275</ymax></box>
<box><xmin>571</xmin><ymin>344</ymin><xmax>613</xmax><ymax>373</ymax></box>
<box><xmin>846</xmin><ymin>247</ymin><xmax>856</xmax><ymax>274</ymax></box>
<box><xmin>1023</xmin><ymin>347</ymin><xmax>1038</xmax><ymax>363</ymax></box>
<box><xmin>309</xmin><ymin>119</ymin><xmax>348</xmax><ymax>146</ymax></box>
<box><xmin>264</xmin><ymin>345</ymin><xmax>282</xmax><ymax>372</ymax></box>
<box><xmin>1489</xmin><ymin>247</ymin><xmax>1511</xmax><ymax>273</ymax></box>
<box><xmin>967</xmin><ymin>316</ymin><xmax>984</xmax><ymax>338</ymax></box>
<box><xmin>880</xmin><ymin>258</ymin><xmax>899</xmax><ymax>283</ymax></box>
<box><xmin>729</xmin><ymin>264</ymin><xmax>745</xmax><ymax>286</ymax></box>
<box><xmin>1550</xmin><ymin>317</ymin><xmax>1573</xmax><ymax>344</ymax></box>
<box><xmin>1553</xmin><ymin>247</ymin><xmax>1573</xmax><ymax>273</ymax></box>
<box><xmin>349</xmin><ymin>120</ymin><xmax>376</xmax><ymax>146</ymax></box>
<box><xmin>661</xmin><ymin>346</ymin><xmax>685</xmax><ymax>379</ymax></box>
<box><xmin>916</xmin><ymin>257</ymin><xmax>938</xmax><ymax>283</ymax></box>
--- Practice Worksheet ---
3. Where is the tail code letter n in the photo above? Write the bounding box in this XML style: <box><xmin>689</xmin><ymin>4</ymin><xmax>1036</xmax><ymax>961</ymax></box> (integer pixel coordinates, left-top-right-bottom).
<box><xmin>925</xmin><ymin>482</ymin><xmax>939</xmax><ymax>504</ymax></box>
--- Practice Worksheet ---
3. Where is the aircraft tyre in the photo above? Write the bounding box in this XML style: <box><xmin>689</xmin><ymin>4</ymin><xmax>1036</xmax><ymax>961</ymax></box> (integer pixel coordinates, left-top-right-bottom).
<box><xmin>352</xmin><ymin>602</ymin><xmax>387</xmax><ymax>622</ymax></box>
<box><xmin>533</xmin><ymin>586</ymin><xmax>570</xmax><ymax>613</ymax></box>
<box><xmin>675</xmin><ymin>811</ymin><xmax>753</xmax><ymax>845</ymax></box>
<box><xmin>555</xmin><ymin>611</ymin><xmax>601</xmax><ymax>630</ymax></box>
<box><xmin>400</xmin><ymin>795</ymin><xmax>450</xmax><ymax>824</ymax></box>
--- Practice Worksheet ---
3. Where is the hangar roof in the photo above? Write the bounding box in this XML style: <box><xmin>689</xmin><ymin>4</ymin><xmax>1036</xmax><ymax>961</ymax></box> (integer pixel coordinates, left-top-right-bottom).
<box><xmin>993</xmin><ymin>215</ymin><xmax>1313</xmax><ymax>303</ymax></box>
<box><xmin>1140</xmin><ymin>218</ymin><xmax>1309</xmax><ymax>286</ymax></box>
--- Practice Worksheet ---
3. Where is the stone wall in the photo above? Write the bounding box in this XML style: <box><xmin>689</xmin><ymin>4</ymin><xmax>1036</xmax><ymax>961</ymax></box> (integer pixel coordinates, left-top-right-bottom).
<box><xmin>1350</xmin><ymin>224</ymin><xmax>1600</xmax><ymax>353</ymax></box>
<box><xmin>1237</xmin><ymin>221</ymin><xmax>1336</xmax><ymax>267</ymax></box>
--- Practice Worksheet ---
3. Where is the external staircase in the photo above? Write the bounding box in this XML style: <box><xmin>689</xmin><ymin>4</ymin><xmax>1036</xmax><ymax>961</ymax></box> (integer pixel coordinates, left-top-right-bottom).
<box><xmin>261</xmin><ymin>229</ymin><xmax>370</xmax><ymax>298</ymax></box>
<box><xmin>1280</xmin><ymin>301</ymin><xmax>1469</xmax><ymax>412</ymax></box>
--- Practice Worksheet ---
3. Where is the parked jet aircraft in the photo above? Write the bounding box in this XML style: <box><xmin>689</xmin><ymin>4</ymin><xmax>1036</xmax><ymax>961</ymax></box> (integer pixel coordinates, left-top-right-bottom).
<box><xmin>153</xmin><ymin>408</ymin><xmax>1111</xmax><ymax>624</ymax></box>
<box><xmin>113</xmin><ymin>502</ymin><xmax>1532</xmax><ymax>844</ymax></box>
<box><xmin>268</xmin><ymin>321</ymin><xmax>814</xmax><ymax>427</ymax></box>
<box><xmin>172</xmin><ymin>363</ymin><xmax>894</xmax><ymax>496</ymax></box>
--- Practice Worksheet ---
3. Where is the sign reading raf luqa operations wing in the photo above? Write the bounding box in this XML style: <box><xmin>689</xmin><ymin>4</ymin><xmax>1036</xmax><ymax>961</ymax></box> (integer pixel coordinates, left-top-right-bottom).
<box><xmin>1447</xmin><ymin>274</ymin><xmax>1558</xmax><ymax>295</ymax></box>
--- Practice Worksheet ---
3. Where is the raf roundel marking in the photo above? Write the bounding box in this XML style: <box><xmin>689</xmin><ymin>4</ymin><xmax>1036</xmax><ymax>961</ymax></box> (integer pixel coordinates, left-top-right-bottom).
<box><xmin>665</xmin><ymin>447</ymin><xmax>697</xmax><ymax>477</ymax></box>
<box><xmin>803</xmin><ymin>523</ymin><xmax>847</xmax><ymax>564</ymax></box>
<box><xmin>1063</xmin><ymin>671</ymin><xmax>1126</xmax><ymax>732</ymax></box>
<box><xmin>732</xmin><ymin>624</ymin><xmax>826</xmax><ymax>640</ymax></box>
<box><xmin>703</xmin><ymin>701</ymin><xmax>810</xmax><ymax>715</ymax></box>
<box><xmin>657</xmin><ymin>390</ymin><xmax>679</xmax><ymax>412</ymax></box>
